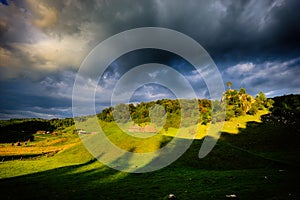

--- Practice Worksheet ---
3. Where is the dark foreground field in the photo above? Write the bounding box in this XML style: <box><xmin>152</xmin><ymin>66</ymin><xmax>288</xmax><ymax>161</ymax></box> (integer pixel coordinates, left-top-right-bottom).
<box><xmin>0</xmin><ymin>115</ymin><xmax>299</xmax><ymax>200</ymax></box>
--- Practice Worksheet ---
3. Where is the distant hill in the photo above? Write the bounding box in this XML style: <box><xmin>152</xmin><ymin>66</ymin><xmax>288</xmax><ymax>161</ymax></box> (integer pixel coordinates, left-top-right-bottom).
<box><xmin>271</xmin><ymin>94</ymin><xmax>300</xmax><ymax>118</ymax></box>
<box><xmin>0</xmin><ymin>118</ymin><xmax>74</xmax><ymax>143</ymax></box>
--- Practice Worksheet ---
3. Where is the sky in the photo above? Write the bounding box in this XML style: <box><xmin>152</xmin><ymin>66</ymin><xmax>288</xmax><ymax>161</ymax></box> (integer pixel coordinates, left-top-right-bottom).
<box><xmin>0</xmin><ymin>0</ymin><xmax>300</xmax><ymax>119</ymax></box>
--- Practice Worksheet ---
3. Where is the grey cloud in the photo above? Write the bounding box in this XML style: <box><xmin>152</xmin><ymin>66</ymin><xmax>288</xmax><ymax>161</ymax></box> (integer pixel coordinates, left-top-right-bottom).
<box><xmin>223</xmin><ymin>57</ymin><xmax>300</xmax><ymax>97</ymax></box>
<box><xmin>157</xmin><ymin>0</ymin><xmax>300</xmax><ymax>65</ymax></box>
<box><xmin>2</xmin><ymin>0</ymin><xmax>300</xmax><ymax>80</ymax></box>
<box><xmin>130</xmin><ymin>84</ymin><xmax>176</xmax><ymax>102</ymax></box>
<box><xmin>0</xmin><ymin>70</ymin><xmax>76</xmax><ymax>118</ymax></box>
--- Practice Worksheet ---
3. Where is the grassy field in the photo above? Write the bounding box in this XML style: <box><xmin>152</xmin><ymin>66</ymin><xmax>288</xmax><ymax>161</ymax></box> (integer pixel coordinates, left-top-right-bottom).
<box><xmin>0</xmin><ymin>111</ymin><xmax>299</xmax><ymax>199</ymax></box>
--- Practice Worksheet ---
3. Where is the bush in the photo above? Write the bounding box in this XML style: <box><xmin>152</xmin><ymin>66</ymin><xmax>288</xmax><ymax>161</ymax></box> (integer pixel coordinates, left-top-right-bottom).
<box><xmin>247</xmin><ymin>106</ymin><xmax>258</xmax><ymax>115</ymax></box>
<box><xmin>234</xmin><ymin>107</ymin><xmax>246</xmax><ymax>116</ymax></box>
<box><xmin>225</xmin><ymin>109</ymin><xmax>235</xmax><ymax>120</ymax></box>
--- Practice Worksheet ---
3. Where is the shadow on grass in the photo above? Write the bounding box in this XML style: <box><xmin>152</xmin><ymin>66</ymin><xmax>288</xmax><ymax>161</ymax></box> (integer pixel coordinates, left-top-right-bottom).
<box><xmin>220</xmin><ymin>113</ymin><xmax>300</xmax><ymax>167</ymax></box>
<box><xmin>1</xmin><ymin>154</ymin><xmax>299</xmax><ymax>200</ymax></box>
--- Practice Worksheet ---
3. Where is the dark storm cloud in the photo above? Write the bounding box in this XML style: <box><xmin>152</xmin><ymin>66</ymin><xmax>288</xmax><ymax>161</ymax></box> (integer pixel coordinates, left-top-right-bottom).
<box><xmin>217</xmin><ymin>0</ymin><xmax>300</xmax><ymax>63</ymax></box>
<box><xmin>137</xmin><ymin>0</ymin><xmax>300</xmax><ymax>65</ymax></box>
<box><xmin>1</xmin><ymin>0</ymin><xmax>299</xmax><ymax>76</ymax></box>
<box><xmin>4</xmin><ymin>0</ymin><xmax>299</xmax><ymax>69</ymax></box>
<box><xmin>0</xmin><ymin>70</ymin><xmax>76</xmax><ymax>119</ymax></box>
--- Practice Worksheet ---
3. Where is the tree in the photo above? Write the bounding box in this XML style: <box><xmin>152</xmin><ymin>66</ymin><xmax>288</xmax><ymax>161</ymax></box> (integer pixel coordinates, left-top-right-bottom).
<box><xmin>247</xmin><ymin>103</ymin><xmax>258</xmax><ymax>115</ymax></box>
<box><xmin>225</xmin><ymin>109</ymin><xmax>235</xmax><ymax>120</ymax></box>
<box><xmin>149</xmin><ymin>104</ymin><xmax>166</xmax><ymax>126</ymax></box>
<box><xmin>226</xmin><ymin>81</ymin><xmax>232</xmax><ymax>90</ymax></box>
<box><xmin>239</xmin><ymin>87</ymin><xmax>246</xmax><ymax>94</ymax></box>
<box><xmin>234</xmin><ymin>106</ymin><xmax>245</xmax><ymax>116</ymax></box>
<box><xmin>113</xmin><ymin>104</ymin><xmax>130</xmax><ymax>123</ymax></box>
<box><xmin>265</xmin><ymin>98</ymin><xmax>274</xmax><ymax>109</ymax></box>
<box><xmin>256</xmin><ymin>91</ymin><xmax>267</xmax><ymax>102</ymax></box>
<box><xmin>255</xmin><ymin>91</ymin><xmax>267</xmax><ymax>110</ymax></box>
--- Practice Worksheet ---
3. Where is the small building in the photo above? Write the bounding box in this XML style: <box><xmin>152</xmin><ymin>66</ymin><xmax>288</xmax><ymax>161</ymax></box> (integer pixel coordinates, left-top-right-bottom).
<box><xmin>36</xmin><ymin>130</ymin><xmax>46</xmax><ymax>134</ymax></box>
<box><xmin>128</xmin><ymin>124</ymin><xmax>157</xmax><ymax>133</ymax></box>
<box><xmin>128</xmin><ymin>125</ymin><xmax>141</xmax><ymax>132</ymax></box>
<box><xmin>78</xmin><ymin>130</ymin><xmax>88</xmax><ymax>134</ymax></box>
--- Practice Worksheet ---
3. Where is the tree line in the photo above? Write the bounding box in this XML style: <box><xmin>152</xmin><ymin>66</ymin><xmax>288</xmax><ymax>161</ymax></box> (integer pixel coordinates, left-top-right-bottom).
<box><xmin>0</xmin><ymin>118</ymin><xmax>75</xmax><ymax>143</ymax></box>
<box><xmin>97</xmin><ymin>86</ymin><xmax>274</xmax><ymax>130</ymax></box>
<box><xmin>1</xmin><ymin>87</ymin><xmax>298</xmax><ymax>143</ymax></box>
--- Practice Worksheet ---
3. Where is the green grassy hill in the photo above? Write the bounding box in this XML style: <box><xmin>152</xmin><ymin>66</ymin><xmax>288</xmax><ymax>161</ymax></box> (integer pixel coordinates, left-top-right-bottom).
<box><xmin>0</xmin><ymin>108</ymin><xmax>299</xmax><ymax>199</ymax></box>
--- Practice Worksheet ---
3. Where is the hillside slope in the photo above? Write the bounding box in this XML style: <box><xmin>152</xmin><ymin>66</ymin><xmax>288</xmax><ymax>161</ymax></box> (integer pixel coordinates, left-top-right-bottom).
<box><xmin>0</xmin><ymin>110</ymin><xmax>299</xmax><ymax>199</ymax></box>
